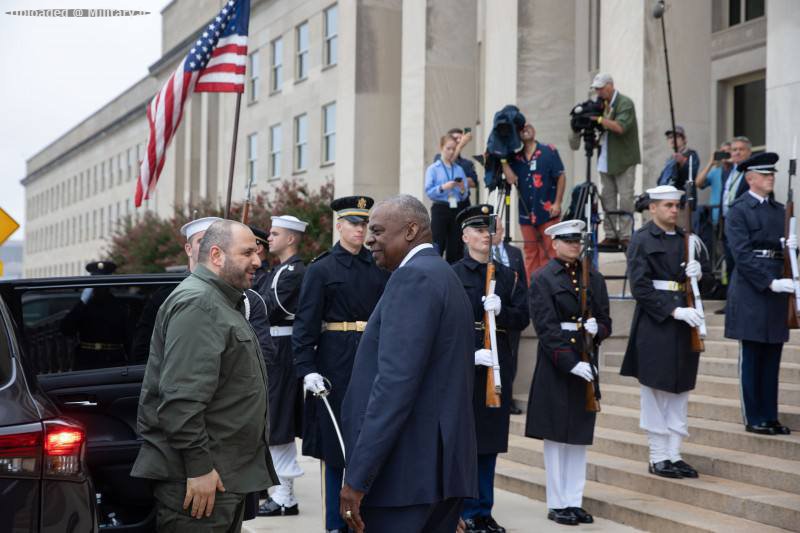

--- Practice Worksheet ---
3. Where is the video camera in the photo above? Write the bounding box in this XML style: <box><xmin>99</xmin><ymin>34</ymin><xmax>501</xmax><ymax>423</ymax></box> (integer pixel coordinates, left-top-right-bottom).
<box><xmin>570</xmin><ymin>98</ymin><xmax>605</xmax><ymax>133</ymax></box>
<box><xmin>481</xmin><ymin>105</ymin><xmax>526</xmax><ymax>191</ymax></box>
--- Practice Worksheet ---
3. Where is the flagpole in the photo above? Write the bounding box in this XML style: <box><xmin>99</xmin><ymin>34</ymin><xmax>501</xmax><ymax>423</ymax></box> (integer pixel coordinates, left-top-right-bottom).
<box><xmin>224</xmin><ymin>92</ymin><xmax>243</xmax><ymax>219</ymax></box>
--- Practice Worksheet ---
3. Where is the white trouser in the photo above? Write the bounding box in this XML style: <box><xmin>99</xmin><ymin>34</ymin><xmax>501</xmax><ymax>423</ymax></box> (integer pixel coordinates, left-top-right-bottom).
<box><xmin>542</xmin><ymin>440</ymin><xmax>588</xmax><ymax>509</ymax></box>
<box><xmin>269</xmin><ymin>441</ymin><xmax>303</xmax><ymax>506</ymax></box>
<box><xmin>639</xmin><ymin>385</ymin><xmax>690</xmax><ymax>463</ymax></box>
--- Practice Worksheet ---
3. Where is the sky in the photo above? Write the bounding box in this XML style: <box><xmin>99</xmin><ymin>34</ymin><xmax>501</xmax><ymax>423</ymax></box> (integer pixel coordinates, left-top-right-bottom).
<box><xmin>0</xmin><ymin>0</ymin><xmax>171</xmax><ymax>242</ymax></box>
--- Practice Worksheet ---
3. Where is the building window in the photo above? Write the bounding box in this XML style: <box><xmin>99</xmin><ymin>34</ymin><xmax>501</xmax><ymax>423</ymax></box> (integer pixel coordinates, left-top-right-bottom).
<box><xmin>732</xmin><ymin>76</ymin><xmax>766</xmax><ymax>149</ymax></box>
<box><xmin>294</xmin><ymin>114</ymin><xmax>308</xmax><ymax>171</ymax></box>
<box><xmin>271</xmin><ymin>37</ymin><xmax>283</xmax><ymax>92</ymax></box>
<box><xmin>324</xmin><ymin>5</ymin><xmax>338</xmax><ymax>67</ymax></box>
<box><xmin>126</xmin><ymin>148</ymin><xmax>132</xmax><ymax>181</ymax></box>
<box><xmin>117</xmin><ymin>154</ymin><xmax>123</xmax><ymax>185</ymax></box>
<box><xmin>270</xmin><ymin>124</ymin><xmax>282</xmax><ymax>179</ymax></box>
<box><xmin>109</xmin><ymin>157</ymin><xmax>115</xmax><ymax>187</ymax></box>
<box><xmin>728</xmin><ymin>0</ymin><xmax>764</xmax><ymax>27</ymax></box>
<box><xmin>247</xmin><ymin>133</ymin><xmax>258</xmax><ymax>185</ymax></box>
<box><xmin>100</xmin><ymin>207</ymin><xmax>104</xmax><ymax>238</ymax></box>
<box><xmin>248</xmin><ymin>50</ymin><xmax>260</xmax><ymax>102</ymax></box>
<box><xmin>322</xmin><ymin>102</ymin><xmax>336</xmax><ymax>164</ymax></box>
<box><xmin>296</xmin><ymin>22</ymin><xmax>309</xmax><ymax>81</ymax></box>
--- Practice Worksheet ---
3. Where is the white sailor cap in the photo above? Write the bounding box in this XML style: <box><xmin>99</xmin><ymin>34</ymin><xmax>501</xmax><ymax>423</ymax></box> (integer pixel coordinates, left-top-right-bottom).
<box><xmin>646</xmin><ymin>185</ymin><xmax>685</xmax><ymax>201</ymax></box>
<box><xmin>544</xmin><ymin>219</ymin><xmax>586</xmax><ymax>240</ymax></box>
<box><xmin>271</xmin><ymin>215</ymin><xmax>308</xmax><ymax>233</ymax></box>
<box><xmin>180</xmin><ymin>216</ymin><xmax>223</xmax><ymax>240</ymax></box>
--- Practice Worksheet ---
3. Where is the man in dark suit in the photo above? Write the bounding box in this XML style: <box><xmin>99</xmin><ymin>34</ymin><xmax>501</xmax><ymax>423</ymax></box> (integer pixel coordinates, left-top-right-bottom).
<box><xmin>491</xmin><ymin>217</ymin><xmax>528</xmax><ymax>415</ymax></box>
<box><xmin>340</xmin><ymin>194</ymin><xmax>478</xmax><ymax>533</ymax></box>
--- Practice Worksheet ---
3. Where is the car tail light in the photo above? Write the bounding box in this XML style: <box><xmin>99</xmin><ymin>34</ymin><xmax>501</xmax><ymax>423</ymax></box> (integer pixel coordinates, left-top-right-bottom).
<box><xmin>0</xmin><ymin>423</ymin><xmax>42</xmax><ymax>477</ymax></box>
<box><xmin>43</xmin><ymin>420</ymin><xmax>85</xmax><ymax>479</ymax></box>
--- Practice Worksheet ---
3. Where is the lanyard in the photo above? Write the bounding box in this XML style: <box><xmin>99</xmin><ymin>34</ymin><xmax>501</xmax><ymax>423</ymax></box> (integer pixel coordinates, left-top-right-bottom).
<box><xmin>442</xmin><ymin>162</ymin><xmax>454</xmax><ymax>182</ymax></box>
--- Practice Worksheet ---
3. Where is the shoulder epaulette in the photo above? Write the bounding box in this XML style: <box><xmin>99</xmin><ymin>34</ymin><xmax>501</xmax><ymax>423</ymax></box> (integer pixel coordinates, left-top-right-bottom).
<box><xmin>311</xmin><ymin>250</ymin><xmax>331</xmax><ymax>263</ymax></box>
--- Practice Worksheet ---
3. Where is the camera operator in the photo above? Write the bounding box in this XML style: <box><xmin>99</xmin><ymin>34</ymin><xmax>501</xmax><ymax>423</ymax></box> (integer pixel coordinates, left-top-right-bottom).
<box><xmin>696</xmin><ymin>141</ymin><xmax>733</xmax><ymax>228</ymax></box>
<box><xmin>426</xmin><ymin>133</ymin><xmax>471</xmax><ymax>263</ymax></box>
<box><xmin>590</xmin><ymin>73</ymin><xmax>641</xmax><ymax>248</ymax></box>
<box><xmin>657</xmin><ymin>126</ymin><xmax>700</xmax><ymax>189</ymax></box>
<box><xmin>500</xmin><ymin>122</ymin><xmax>566</xmax><ymax>278</ymax></box>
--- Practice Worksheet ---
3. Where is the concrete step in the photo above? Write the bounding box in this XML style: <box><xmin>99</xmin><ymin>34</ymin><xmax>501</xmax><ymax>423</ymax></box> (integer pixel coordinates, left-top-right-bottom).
<box><xmin>504</xmin><ymin>434</ymin><xmax>800</xmax><ymax>530</ymax></box>
<box><xmin>509</xmin><ymin>416</ymin><xmax>800</xmax><ymax>494</ymax></box>
<box><xmin>598</xmin><ymin>368</ymin><xmax>800</xmax><ymax>407</ymax></box>
<box><xmin>600</xmin><ymin>338</ymin><xmax>800</xmax><ymax>364</ymax></box>
<box><xmin>590</xmin><ymin>403</ymin><xmax>800</xmax><ymax>462</ymax></box>
<box><xmin>705</xmin><ymin>325</ymin><xmax>800</xmax><ymax>345</ymax></box>
<box><xmin>601</xmin><ymin>352</ymin><xmax>800</xmax><ymax>384</ymax></box>
<box><xmin>596</xmin><ymin>383</ymin><xmax>800</xmax><ymax>429</ymax></box>
<box><xmin>494</xmin><ymin>458</ymin><xmax>789</xmax><ymax>533</ymax></box>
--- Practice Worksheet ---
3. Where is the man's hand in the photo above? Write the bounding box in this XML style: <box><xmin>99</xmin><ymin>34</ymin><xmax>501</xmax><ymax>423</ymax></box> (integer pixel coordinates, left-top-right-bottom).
<box><xmin>457</xmin><ymin>517</ymin><xmax>467</xmax><ymax>533</ymax></box>
<box><xmin>340</xmin><ymin>484</ymin><xmax>365</xmax><ymax>533</ymax></box>
<box><xmin>770</xmin><ymin>278</ymin><xmax>795</xmax><ymax>294</ymax></box>
<box><xmin>585</xmin><ymin>317</ymin><xmax>598</xmax><ymax>337</ymax></box>
<box><xmin>183</xmin><ymin>468</ymin><xmax>225</xmax><ymax>519</ymax></box>
<box><xmin>482</xmin><ymin>294</ymin><xmax>502</xmax><ymax>316</ymax></box>
<box><xmin>685</xmin><ymin>259</ymin><xmax>702</xmax><ymax>280</ymax></box>
<box><xmin>458</xmin><ymin>131</ymin><xmax>473</xmax><ymax>147</ymax></box>
<box><xmin>303</xmin><ymin>372</ymin><xmax>327</xmax><ymax>394</ymax></box>
<box><xmin>549</xmin><ymin>204</ymin><xmax>561</xmax><ymax>217</ymax></box>
<box><xmin>570</xmin><ymin>361</ymin><xmax>594</xmax><ymax>382</ymax></box>
<box><xmin>474</xmin><ymin>348</ymin><xmax>493</xmax><ymax>367</ymax></box>
<box><xmin>672</xmin><ymin>152</ymin><xmax>687</xmax><ymax>166</ymax></box>
<box><xmin>672</xmin><ymin>307</ymin><xmax>704</xmax><ymax>327</ymax></box>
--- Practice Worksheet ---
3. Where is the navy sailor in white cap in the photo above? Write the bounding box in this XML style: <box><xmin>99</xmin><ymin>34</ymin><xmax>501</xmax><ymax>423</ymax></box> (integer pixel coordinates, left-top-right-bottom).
<box><xmin>621</xmin><ymin>185</ymin><xmax>713</xmax><ymax>479</ymax></box>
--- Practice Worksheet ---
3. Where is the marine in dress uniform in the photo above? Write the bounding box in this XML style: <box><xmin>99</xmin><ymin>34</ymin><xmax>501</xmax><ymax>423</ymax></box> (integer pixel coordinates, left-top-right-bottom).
<box><xmin>724</xmin><ymin>152</ymin><xmax>793</xmax><ymax>436</ymax></box>
<box><xmin>621</xmin><ymin>185</ymin><xmax>713</xmax><ymax>479</ymax></box>
<box><xmin>525</xmin><ymin>219</ymin><xmax>611</xmax><ymax>526</ymax></box>
<box><xmin>451</xmin><ymin>205</ymin><xmax>529</xmax><ymax>533</ymax></box>
<box><xmin>292</xmin><ymin>196</ymin><xmax>390</xmax><ymax>533</ymax></box>
<box><xmin>257</xmin><ymin>215</ymin><xmax>309</xmax><ymax>517</ymax></box>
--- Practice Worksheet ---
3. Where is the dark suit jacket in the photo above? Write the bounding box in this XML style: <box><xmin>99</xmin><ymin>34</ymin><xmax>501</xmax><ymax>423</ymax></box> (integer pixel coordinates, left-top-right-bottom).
<box><xmin>341</xmin><ymin>247</ymin><xmax>478</xmax><ymax>507</ymax></box>
<box><xmin>504</xmin><ymin>242</ymin><xmax>527</xmax><ymax>288</ymax></box>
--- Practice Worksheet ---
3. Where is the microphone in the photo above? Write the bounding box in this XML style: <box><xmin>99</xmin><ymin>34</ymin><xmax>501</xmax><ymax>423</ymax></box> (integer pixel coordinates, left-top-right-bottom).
<box><xmin>652</xmin><ymin>0</ymin><xmax>665</xmax><ymax>19</ymax></box>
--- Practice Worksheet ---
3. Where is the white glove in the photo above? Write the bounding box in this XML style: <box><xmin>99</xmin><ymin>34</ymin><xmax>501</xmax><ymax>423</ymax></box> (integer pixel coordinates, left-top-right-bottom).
<box><xmin>303</xmin><ymin>372</ymin><xmax>327</xmax><ymax>394</ymax></box>
<box><xmin>786</xmin><ymin>235</ymin><xmax>798</xmax><ymax>250</ymax></box>
<box><xmin>80</xmin><ymin>288</ymin><xmax>94</xmax><ymax>304</ymax></box>
<box><xmin>585</xmin><ymin>317</ymin><xmax>598</xmax><ymax>337</ymax></box>
<box><xmin>770</xmin><ymin>278</ymin><xmax>795</xmax><ymax>294</ymax></box>
<box><xmin>570</xmin><ymin>361</ymin><xmax>594</xmax><ymax>382</ymax></box>
<box><xmin>474</xmin><ymin>348</ymin><xmax>493</xmax><ymax>367</ymax></box>
<box><xmin>685</xmin><ymin>259</ymin><xmax>702</xmax><ymax>280</ymax></box>
<box><xmin>482</xmin><ymin>294</ymin><xmax>502</xmax><ymax>316</ymax></box>
<box><xmin>673</xmin><ymin>307</ymin><xmax>704</xmax><ymax>327</ymax></box>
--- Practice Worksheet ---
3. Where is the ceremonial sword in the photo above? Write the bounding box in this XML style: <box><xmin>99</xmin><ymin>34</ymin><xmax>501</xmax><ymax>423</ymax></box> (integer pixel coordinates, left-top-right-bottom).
<box><xmin>315</xmin><ymin>378</ymin><xmax>346</xmax><ymax>460</ymax></box>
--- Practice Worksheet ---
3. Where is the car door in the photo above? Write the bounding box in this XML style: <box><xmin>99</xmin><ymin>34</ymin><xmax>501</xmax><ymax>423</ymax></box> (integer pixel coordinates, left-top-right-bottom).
<box><xmin>0</xmin><ymin>274</ymin><xmax>183</xmax><ymax>532</ymax></box>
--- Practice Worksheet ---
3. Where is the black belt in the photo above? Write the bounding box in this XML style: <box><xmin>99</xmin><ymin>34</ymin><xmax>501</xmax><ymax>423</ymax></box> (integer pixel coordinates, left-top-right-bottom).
<box><xmin>753</xmin><ymin>249</ymin><xmax>784</xmax><ymax>259</ymax></box>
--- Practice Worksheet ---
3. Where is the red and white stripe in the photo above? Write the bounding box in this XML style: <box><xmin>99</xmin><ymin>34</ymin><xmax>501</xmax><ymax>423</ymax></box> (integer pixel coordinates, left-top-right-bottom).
<box><xmin>196</xmin><ymin>35</ymin><xmax>248</xmax><ymax>92</ymax></box>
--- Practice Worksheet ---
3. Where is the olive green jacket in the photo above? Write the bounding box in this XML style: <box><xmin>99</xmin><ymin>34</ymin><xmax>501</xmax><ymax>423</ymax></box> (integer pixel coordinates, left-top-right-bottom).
<box><xmin>131</xmin><ymin>264</ymin><xmax>278</xmax><ymax>493</ymax></box>
<box><xmin>604</xmin><ymin>91</ymin><xmax>641</xmax><ymax>176</ymax></box>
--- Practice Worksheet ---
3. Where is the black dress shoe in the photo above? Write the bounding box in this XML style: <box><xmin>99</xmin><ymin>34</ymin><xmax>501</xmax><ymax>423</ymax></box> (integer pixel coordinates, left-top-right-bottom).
<box><xmin>483</xmin><ymin>515</ymin><xmax>506</xmax><ymax>532</ymax></box>
<box><xmin>713</xmin><ymin>308</ymin><xmax>725</xmax><ymax>315</ymax></box>
<box><xmin>671</xmin><ymin>460</ymin><xmax>699</xmax><ymax>478</ymax></box>
<box><xmin>509</xmin><ymin>403</ymin><xmax>522</xmax><ymax>415</ymax></box>
<box><xmin>257</xmin><ymin>498</ymin><xmax>299</xmax><ymax>516</ymax></box>
<box><xmin>567</xmin><ymin>507</ymin><xmax>594</xmax><ymax>524</ymax></box>
<box><xmin>767</xmin><ymin>421</ymin><xmax>792</xmax><ymax>435</ymax></box>
<box><xmin>462</xmin><ymin>517</ymin><xmax>488</xmax><ymax>533</ymax></box>
<box><xmin>746</xmin><ymin>423</ymin><xmax>777</xmax><ymax>435</ymax></box>
<box><xmin>649</xmin><ymin>460</ymin><xmax>683</xmax><ymax>478</ymax></box>
<box><xmin>547</xmin><ymin>508</ymin><xmax>579</xmax><ymax>526</ymax></box>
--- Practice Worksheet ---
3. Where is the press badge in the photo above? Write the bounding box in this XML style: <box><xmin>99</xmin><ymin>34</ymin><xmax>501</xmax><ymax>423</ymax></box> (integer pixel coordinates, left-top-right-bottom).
<box><xmin>448</xmin><ymin>195</ymin><xmax>458</xmax><ymax>209</ymax></box>
<box><xmin>529</xmin><ymin>159</ymin><xmax>537</xmax><ymax>172</ymax></box>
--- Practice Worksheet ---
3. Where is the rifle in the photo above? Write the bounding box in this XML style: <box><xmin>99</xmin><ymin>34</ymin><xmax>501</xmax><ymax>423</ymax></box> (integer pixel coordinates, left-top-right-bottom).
<box><xmin>484</xmin><ymin>260</ymin><xmax>502</xmax><ymax>408</ymax></box>
<box><xmin>684</xmin><ymin>155</ymin><xmax>706</xmax><ymax>352</ymax></box>
<box><xmin>580</xmin><ymin>230</ymin><xmax>601</xmax><ymax>413</ymax></box>
<box><xmin>241</xmin><ymin>173</ymin><xmax>255</xmax><ymax>224</ymax></box>
<box><xmin>784</xmin><ymin>139</ymin><xmax>800</xmax><ymax>328</ymax></box>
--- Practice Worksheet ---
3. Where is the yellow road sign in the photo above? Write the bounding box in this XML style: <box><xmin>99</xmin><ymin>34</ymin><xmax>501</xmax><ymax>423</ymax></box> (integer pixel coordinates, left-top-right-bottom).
<box><xmin>0</xmin><ymin>259</ymin><xmax>3</xmax><ymax>277</ymax></box>
<box><xmin>0</xmin><ymin>208</ymin><xmax>20</xmax><ymax>246</ymax></box>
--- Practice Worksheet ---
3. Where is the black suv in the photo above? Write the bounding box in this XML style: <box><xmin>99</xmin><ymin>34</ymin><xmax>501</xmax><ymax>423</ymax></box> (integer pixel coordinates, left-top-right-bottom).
<box><xmin>0</xmin><ymin>273</ymin><xmax>184</xmax><ymax>532</ymax></box>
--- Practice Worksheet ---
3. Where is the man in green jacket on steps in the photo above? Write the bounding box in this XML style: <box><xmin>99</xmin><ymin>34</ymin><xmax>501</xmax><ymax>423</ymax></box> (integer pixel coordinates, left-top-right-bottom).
<box><xmin>591</xmin><ymin>72</ymin><xmax>641</xmax><ymax>248</ymax></box>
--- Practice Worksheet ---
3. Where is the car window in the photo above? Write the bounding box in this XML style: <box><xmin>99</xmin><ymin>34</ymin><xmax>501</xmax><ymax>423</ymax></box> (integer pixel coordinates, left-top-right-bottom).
<box><xmin>20</xmin><ymin>283</ymin><xmax>178</xmax><ymax>375</ymax></box>
<box><xmin>0</xmin><ymin>299</ymin><xmax>13</xmax><ymax>385</ymax></box>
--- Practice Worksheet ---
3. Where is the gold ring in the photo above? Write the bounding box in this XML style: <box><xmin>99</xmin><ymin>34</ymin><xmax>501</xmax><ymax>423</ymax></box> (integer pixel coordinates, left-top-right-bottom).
<box><xmin>345</xmin><ymin>510</ymin><xmax>353</xmax><ymax>519</ymax></box>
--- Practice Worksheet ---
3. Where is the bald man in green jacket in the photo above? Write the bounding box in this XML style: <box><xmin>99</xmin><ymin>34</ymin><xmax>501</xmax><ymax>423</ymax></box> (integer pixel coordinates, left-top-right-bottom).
<box><xmin>132</xmin><ymin>220</ymin><xmax>278</xmax><ymax>532</ymax></box>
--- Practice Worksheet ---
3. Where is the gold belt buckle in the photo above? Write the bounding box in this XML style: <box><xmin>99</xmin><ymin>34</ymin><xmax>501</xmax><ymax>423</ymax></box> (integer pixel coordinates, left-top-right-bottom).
<box><xmin>355</xmin><ymin>321</ymin><xmax>367</xmax><ymax>332</ymax></box>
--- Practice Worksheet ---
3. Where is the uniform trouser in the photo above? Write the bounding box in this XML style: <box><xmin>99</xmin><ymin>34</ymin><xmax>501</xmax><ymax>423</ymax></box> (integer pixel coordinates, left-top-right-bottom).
<box><xmin>520</xmin><ymin>219</ymin><xmax>560</xmax><ymax>280</ymax></box>
<box><xmin>431</xmin><ymin>201</ymin><xmax>470</xmax><ymax>264</ymax></box>
<box><xmin>321</xmin><ymin>461</ymin><xmax>345</xmax><ymax>530</ymax></box>
<box><xmin>639</xmin><ymin>386</ymin><xmax>689</xmax><ymax>463</ymax></box>
<box><xmin>599</xmin><ymin>165</ymin><xmax>636</xmax><ymax>240</ymax></box>
<box><xmin>739</xmin><ymin>340</ymin><xmax>783</xmax><ymax>426</ymax></box>
<box><xmin>269</xmin><ymin>441</ymin><xmax>303</xmax><ymax>506</ymax></box>
<box><xmin>542</xmin><ymin>441</ymin><xmax>587</xmax><ymax>510</ymax></box>
<box><xmin>153</xmin><ymin>481</ymin><xmax>245</xmax><ymax>533</ymax></box>
<box><xmin>461</xmin><ymin>453</ymin><xmax>497</xmax><ymax>519</ymax></box>
<box><xmin>361</xmin><ymin>498</ymin><xmax>463</xmax><ymax>533</ymax></box>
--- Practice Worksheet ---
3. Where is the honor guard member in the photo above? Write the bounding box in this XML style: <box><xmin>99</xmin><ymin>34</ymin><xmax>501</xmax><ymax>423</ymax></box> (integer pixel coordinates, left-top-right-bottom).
<box><xmin>257</xmin><ymin>215</ymin><xmax>309</xmax><ymax>517</ymax></box>
<box><xmin>292</xmin><ymin>196</ymin><xmax>390</xmax><ymax>533</ymax></box>
<box><xmin>525</xmin><ymin>220</ymin><xmax>611</xmax><ymax>526</ymax></box>
<box><xmin>621</xmin><ymin>185</ymin><xmax>713</xmax><ymax>479</ymax></box>
<box><xmin>725</xmin><ymin>152</ymin><xmax>793</xmax><ymax>435</ymax></box>
<box><xmin>249</xmin><ymin>224</ymin><xmax>271</xmax><ymax>292</ymax></box>
<box><xmin>450</xmin><ymin>205</ymin><xmax>529</xmax><ymax>533</ymax></box>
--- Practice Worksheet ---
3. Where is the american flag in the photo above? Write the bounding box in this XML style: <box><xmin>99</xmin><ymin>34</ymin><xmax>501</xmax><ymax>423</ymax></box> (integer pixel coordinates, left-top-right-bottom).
<box><xmin>135</xmin><ymin>0</ymin><xmax>251</xmax><ymax>208</ymax></box>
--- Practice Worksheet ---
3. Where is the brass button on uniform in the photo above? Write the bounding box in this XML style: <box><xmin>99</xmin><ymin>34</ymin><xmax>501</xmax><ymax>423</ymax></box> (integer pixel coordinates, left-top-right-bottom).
<box><xmin>570</xmin><ymin>338</ymin><xmax>576</xmax><ymax>344</ymax></box>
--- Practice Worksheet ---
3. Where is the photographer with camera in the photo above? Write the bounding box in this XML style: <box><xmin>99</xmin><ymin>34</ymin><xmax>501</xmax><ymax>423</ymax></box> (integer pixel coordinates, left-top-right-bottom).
<box><xmin>426</xmin><ymin>134</ymin><xmax>471</xmax><ymax>263</ymax></box>
<box><xmin>657</xmin><ymin>126</ymin><xmax>700</xmax><ymax>190</ymax></box>
<box><xmin>500</xmin><ymin>122</ymin><xmax>566</xmax><ymax>278</ymax></box>
<box><xmin>696</xmin><ymin>141</ymin><xmax>733</xmax><ymax>227</ymax></box>
<box><xmin>434</xmin><ymin>128</ymin><xmax>478</xmax><ymax>188</ymax></box>
<box><xmin>590</xmin><ymin>73</ymin><xmax>641</xmax><ymax>248</ymax></box>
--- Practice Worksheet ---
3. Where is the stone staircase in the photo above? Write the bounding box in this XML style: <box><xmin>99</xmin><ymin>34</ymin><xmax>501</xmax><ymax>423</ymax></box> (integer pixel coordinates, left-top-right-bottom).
<box><xmin>505</xmin><ymin>299</ymin><xmax>800</xmax><ymax>532</ymax></box>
